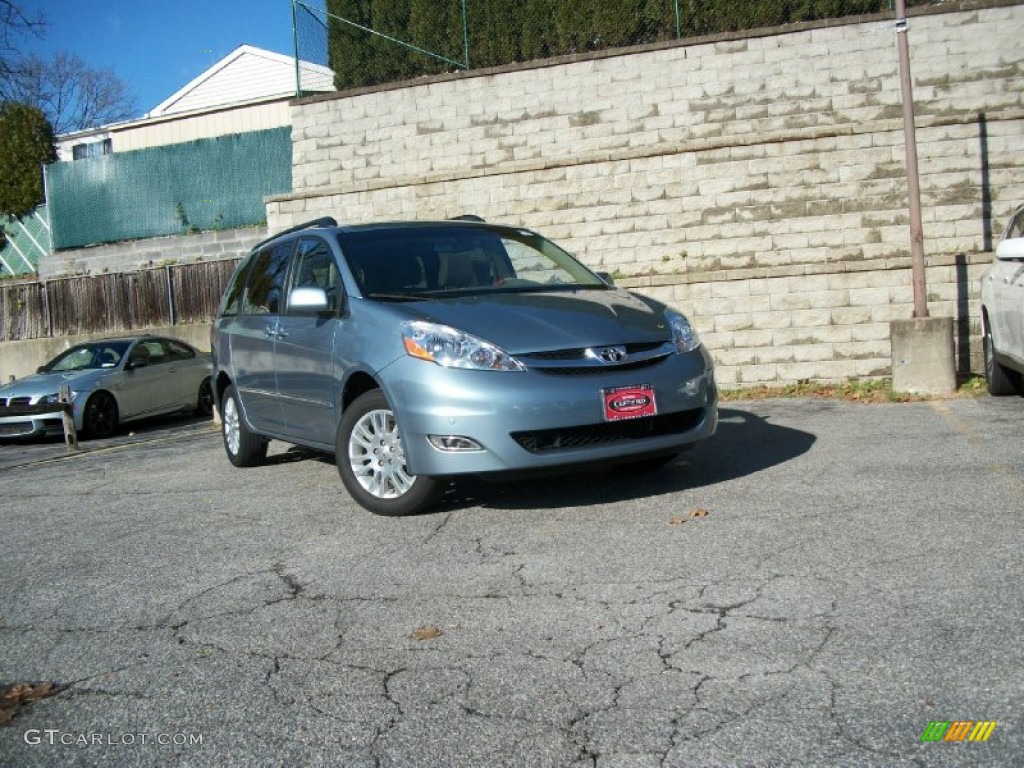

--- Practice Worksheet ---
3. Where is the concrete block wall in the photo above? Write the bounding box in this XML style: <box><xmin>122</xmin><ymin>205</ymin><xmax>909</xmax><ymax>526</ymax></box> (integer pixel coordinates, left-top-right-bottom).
<box><xmin>40</xmin><ymin>226</ymin><xmax>267</xmax><ymax>279</ymax></box>
<box><xmin>268</xmin><ymin>1</ymin><xmax>1023</xmax><ymax>386</ymax></box>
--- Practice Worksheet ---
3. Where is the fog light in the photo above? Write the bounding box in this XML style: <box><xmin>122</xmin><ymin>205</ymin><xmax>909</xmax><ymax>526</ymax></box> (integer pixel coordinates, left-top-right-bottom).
<box><xmin>428</xmin><ymin>435</ymin><xmax>483</xmax><ymax>452</ymax></box>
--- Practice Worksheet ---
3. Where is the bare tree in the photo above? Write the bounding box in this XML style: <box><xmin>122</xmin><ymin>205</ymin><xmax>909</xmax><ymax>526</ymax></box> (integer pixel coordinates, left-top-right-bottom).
<box><xmin>3</xmin><ymin>51</ymin><xmax>138</xmax><ymax>133</ymax></box>
<box><xmin>1</xmin><ymin>2</ymin><xmax>137</xmax><ymax>134</ymax></box>
<box><xmin>0</xmin><ymin>0</ymin><xmax>45</xmax><ymax>80</ymax></box>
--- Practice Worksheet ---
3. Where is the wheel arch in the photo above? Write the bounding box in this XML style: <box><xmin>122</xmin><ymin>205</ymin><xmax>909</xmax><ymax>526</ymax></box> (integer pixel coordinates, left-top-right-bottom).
<box><xmin>214</xmin><ymin>371</ymin><xmax>234</xmax><ymax>415</ymax></box>
<box><xmin>78</xmin><ymin>388</ymin><xmax>120</xmax><ymax>434</ymax></box>
<box><xmin>341</xmin><ymin>370</ymin><xmax>382</xmax><ymax>413</ymax></box>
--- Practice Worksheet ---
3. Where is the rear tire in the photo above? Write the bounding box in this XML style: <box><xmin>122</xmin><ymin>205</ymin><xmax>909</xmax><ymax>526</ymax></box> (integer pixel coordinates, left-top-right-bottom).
<box><xmin>984</xmin><ymin>326</ymin><xmax>1020</xmax><ymax>396</ymax></box>
<box><xmin>336</xmin><ymin>389</ymin><xmax>441</xmax><ymax>516</ymax></box>
<box><xmin>196</xmin><ymin>377</ymin><xmax>215</xmax><ymax>418</ymax></box>
<box><xmin>221</xmin><ymin>385</ymin><xmax>268</xmax><ymax>467</ymax></box>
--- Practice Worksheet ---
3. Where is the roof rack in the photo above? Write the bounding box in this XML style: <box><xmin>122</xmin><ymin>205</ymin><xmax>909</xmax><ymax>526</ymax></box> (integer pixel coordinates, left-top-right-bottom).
<box><xmin>252</xmin><ymin>217</ymin><xmax>338</xmax><ymax>252</ymax></box>
<box><xmin>450</xmin><ymin>214</ymin><xmax>486</xmax><ymax>222</ymax></box>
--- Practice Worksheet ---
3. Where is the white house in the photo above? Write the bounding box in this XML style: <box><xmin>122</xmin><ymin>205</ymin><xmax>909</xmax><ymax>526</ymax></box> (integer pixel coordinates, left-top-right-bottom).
<box><xmin>0</xmin><ymin>46</ymin><xmax>334</xmax><ymax>275</ymax></box>
<box><xmin>56</xmin><ymin>45</ymin><xmax>334</xmax><ymax>161</ymax></box>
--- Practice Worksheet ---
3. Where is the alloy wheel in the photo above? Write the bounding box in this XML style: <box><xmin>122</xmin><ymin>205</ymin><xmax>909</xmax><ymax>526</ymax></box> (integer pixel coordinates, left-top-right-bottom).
<box><xmin>348</xmin><ymin>408</ymin><xmax>415</xmax><ymax>499</ymax></box>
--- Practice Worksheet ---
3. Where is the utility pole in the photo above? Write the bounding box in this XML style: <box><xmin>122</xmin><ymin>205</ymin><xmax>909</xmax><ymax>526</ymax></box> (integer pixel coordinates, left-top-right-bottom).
<box><xmin>894</xmin><ymin>0</ymin><xmax>928</xmax><ymax>318</ymax></box>
<box><xmin>889</xmin><ymin>0</ymin><xmax>955</xmax><ymax>394</ymax></box>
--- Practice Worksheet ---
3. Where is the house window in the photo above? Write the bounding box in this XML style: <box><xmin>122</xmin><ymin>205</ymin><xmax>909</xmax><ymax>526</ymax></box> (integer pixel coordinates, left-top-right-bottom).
<box><xmin>71</xmin><ymin>139</ymin><xmax>112</xmax><ymax>160</ymax></box>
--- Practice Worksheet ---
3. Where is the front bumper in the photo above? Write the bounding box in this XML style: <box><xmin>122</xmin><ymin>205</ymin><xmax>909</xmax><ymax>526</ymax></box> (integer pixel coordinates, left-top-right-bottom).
<box><xmin>0</xmin><ymin>406</ymin><xmax>69</xmax><ymax>439</ymax></box>
<box><xmin>381</xmin><ymin>346</ymin><xmax>717</xmax><ymax>476</ymax></box>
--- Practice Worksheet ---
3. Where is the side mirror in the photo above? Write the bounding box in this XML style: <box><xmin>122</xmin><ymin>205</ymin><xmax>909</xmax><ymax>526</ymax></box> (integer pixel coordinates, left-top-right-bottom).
<box><xmin>288</xmin><ymin>286</ymin><xmax>330</xmax><ymax>314</ymax></box>
<box><xmin>125</xmin><ymin>357</ymin><xmax>148</xmax><ymax>370</ymax></box>
<box><xmin>996</xmin><ymin>238</ymin><xmax>1024</xmax><ymax>260</ymax></box>
<box><xmin>596</xmin><ymin>271</ymin><xmax>616</xmax><ymax>286</ymax></box>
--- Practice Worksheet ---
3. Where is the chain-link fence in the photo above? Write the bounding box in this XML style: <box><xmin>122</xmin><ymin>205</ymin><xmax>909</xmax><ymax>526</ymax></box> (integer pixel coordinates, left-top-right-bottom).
<box><xmin>45</xmin><ymin>128</ymin><xmax>291</xmax><ymax>251</ymax></box>
<box><xmin>0</xmin><ymin>206</ymin><xmax>50</xmax><ymax>278</ymax></box>
<box><xmin>294</xmin><ymin>0</ymin><xmax>939</xmax><ymax>93</ymax></box>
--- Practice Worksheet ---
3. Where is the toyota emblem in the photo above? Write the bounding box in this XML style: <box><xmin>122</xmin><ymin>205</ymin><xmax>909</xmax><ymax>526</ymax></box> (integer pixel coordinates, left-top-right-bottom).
<box><xmin>590</xmin><ymin>346</ymin><xmax>627</xmax><ymax>364</ymax></box>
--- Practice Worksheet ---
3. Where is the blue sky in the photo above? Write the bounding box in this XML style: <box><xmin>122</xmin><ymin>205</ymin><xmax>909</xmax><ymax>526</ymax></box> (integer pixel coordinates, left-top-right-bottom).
<box><xmin>16</xmin><ymin>0</ymin><xmax>299</xmax><ymax>116</ymax></box>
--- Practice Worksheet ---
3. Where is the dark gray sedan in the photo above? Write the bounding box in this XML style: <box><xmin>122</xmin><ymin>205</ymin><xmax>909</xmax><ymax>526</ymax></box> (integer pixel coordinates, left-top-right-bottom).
<box><xmin>0</xmin><ymin>335</ymin><xmax>213</xmax><ymax>440</ymax></box>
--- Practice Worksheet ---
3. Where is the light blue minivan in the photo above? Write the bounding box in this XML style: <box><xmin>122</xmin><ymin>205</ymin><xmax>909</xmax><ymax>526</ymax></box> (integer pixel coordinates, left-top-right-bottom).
<box><xmin>211</xmin><ymin>217</ymin><xmax>717</xmax><ymax>515</ymax></box>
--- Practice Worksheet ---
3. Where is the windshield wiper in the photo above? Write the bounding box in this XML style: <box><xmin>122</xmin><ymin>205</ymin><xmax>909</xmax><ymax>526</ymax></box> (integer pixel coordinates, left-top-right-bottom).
<box><xmin>496</xmin><ymin>283</ymin><xmax>609</xmax><ymax>294</ymax></box>
<box><xmin>364</xmin><ymin>292</ymin><xmax>434</xmax><ymax>302</ymax></box>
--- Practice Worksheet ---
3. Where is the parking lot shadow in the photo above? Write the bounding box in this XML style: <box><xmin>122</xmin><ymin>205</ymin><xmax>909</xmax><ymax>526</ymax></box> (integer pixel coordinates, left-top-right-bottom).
<box><xmin>442</xmin><ymin>408</ymin><xmax>817</xmax><ymax>511</ymax></box>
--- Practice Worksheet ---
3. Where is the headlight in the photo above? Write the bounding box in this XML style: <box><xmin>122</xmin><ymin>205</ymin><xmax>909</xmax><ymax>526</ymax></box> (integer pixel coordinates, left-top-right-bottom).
<box><xmin>666</xmin><ymin>309</ymin><xmax>701</xmax><ymax>354</ymax></box>
<box><xmin>402</xmin><ymin>321</ymin><xmax>525</xmax><ymax>371</ymax></box>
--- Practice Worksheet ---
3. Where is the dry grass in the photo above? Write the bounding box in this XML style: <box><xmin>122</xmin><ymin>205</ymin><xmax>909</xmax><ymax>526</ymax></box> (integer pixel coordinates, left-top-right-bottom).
<box><xmin>719</xmin><ymin>376</ymin><xmax>988</xmax><ymax>404</ymax></box>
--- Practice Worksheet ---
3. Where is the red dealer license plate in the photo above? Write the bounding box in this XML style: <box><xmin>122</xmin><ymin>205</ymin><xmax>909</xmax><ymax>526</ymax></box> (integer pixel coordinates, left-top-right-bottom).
<box><xmin>602</xmin><ymin>384</ymin><xmax>657</xmax><ymax>422</ymax></box>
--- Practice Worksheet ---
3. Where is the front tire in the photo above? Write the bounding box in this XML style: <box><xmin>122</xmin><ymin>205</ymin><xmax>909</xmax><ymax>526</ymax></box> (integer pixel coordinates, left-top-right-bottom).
<box><xmin>82</xmin><ymin>391</ymin><xmax>118</xmax><ymax>439</ymax></box>
<box><xmin>984</xmin><ymin>325</ymin><xmax>1020</xmax><ymax>396</ymax></box>
<box><xmin>336</xmin><ymin>389</ymin><xmax>441</xmax><ymax>516</ymax></box>
<box><xmin>221</xmin><ymin>385</ymin><xmax>268</xmax><ymax>467</ymax></box>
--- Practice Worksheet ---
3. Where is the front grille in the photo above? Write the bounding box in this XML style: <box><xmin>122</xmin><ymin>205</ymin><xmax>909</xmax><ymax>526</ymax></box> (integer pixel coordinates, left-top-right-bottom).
<box><xmin>0</xmin><ymin>422</ymin><xmax>33</xmax><ymax>436</ymax></box>
<box><xmin>525</xmin><ymin>341</ymin><xmax>666</xmax><ymax>361</ymax></box>
<box><xmin>511</xmin><ymin>408</ymin><xmax>705</xmax><ymax>453</ymax></box>
<box><xmin>520</xmin><ymin>341</ymin><xmax>674</xmax><ymax>376</ymax></box>
<box><xmin>532</xmin><ymin>355</ymin><xmax>671</xmax><ymax>376</ymax></box>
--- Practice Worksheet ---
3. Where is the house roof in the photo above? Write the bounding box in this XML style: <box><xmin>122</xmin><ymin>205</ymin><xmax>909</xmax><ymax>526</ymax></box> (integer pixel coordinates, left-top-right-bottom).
<box><xmin>147</xmin><ymin>44</ymin><xmax>334</xmax><ymax>117</ymax></box>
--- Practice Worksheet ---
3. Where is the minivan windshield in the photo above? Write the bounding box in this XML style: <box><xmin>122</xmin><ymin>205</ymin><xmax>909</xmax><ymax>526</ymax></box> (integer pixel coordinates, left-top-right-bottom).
<box><xmin>337</xmin><ymin>225</ymin><xmax>607</xmax><ymax>299</ymax></box>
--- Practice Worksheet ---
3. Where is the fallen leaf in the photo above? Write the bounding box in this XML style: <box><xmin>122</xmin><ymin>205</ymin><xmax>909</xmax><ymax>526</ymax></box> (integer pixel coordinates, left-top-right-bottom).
<box><xmin>411</xmin><ymin>626</ymin><xmax>442</xmax><ymax>640</ymax></box>
<box><xmin>668</xmin><ymin>516</ymin><xmax>687</xmax><ymax>526</ymax></box>
<box><xmin>0</xmin><ymin>682</ymin><xmax>56</xmax><ymax>724</ymax></box>
<box><xmin>690</xmin><ymin>508</ymin><xmax>709</xmax><ymax>519</ymax></box>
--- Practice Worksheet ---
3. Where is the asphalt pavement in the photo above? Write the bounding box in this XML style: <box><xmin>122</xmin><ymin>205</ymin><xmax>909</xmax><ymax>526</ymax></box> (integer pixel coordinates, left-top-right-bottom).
<box><xmin>0</xmin><ymin>397</ymin><xmax>1021</xmax><ymax>767</ymax></box>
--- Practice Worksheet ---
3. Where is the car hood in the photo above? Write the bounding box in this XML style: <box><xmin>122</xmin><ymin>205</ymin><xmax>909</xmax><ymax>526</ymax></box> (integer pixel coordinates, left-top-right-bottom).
<box><xmin>0</xmin><ymin>369</ymin><xmax>106</xmax><ymax>399</ymax></box>
<box><xmin>393</xmin><ymin>288</ymin><xmax>673</xmax><ymax>353</ymax></box>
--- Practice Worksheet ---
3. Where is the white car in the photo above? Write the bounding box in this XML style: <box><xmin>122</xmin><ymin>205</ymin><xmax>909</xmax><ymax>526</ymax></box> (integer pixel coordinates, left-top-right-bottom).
<box><xmin>980</xmin><ymin>204</ymin><xmax>1024</xmax><ymax>395</ymax></box>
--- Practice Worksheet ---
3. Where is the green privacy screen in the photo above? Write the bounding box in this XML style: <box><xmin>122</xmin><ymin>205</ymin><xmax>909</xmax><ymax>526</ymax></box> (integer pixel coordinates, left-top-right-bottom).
<box><xmin>46</xmin><ymin>127</ymin><xmax>291</xmax><ymax>250</ymax></box>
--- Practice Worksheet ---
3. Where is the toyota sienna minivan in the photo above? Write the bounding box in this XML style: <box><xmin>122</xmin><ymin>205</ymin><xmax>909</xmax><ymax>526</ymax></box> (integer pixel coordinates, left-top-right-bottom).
<box><xmin>211</xmin><ymin>217</ymin><xmax>717</xmax><ymax>515</ymax></box>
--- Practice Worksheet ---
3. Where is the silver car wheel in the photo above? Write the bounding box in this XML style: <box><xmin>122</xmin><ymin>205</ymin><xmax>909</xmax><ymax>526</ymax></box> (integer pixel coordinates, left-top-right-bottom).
<box><xmin>348</xmin><ymin>408</ymin><xmax>415</xmax><ymax>498</ymax></box>
<box><xmin>223</xmin><ymin>395</ymin><xmax>241</xmax><ymax>456</ymax></box>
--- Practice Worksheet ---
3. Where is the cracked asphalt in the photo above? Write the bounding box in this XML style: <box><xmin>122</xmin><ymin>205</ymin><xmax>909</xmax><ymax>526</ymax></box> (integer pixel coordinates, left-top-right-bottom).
<box><xmin>0</xmin><ymin>397</ymin><xmax>1021</xmax><ymax>767</ymax></box>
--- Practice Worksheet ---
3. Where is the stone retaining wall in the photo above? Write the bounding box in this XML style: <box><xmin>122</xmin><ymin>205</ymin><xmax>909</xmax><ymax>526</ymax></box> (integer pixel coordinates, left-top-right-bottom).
<box><xmin>268</xmin><ymin>1</ymin><xmax>1023</xmax><ymax>386</ymax></box>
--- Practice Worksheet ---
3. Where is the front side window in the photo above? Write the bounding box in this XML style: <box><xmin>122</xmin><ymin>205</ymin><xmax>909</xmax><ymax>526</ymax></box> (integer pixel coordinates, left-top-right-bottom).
<box><xmin>129</xmin><ymin>340</ymin><xmax>169</xmax><ymax>367</ymax></box>
<box><xmin>288</xmin><ymin>237</ymin><xmax>341</xmax><ymax>313</ymax></box>
<box><xmin>1005</xmin><ymin>209</ymin><xmax>1024</xmax><ymax>242</ymax></box>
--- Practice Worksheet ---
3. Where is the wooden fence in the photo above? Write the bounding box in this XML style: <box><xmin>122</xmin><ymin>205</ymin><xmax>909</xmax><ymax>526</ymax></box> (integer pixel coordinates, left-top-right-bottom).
<box><xmin>0</xmin><ymin>259</ymin><xmax>241</xmax><ymax>342</ymax></box>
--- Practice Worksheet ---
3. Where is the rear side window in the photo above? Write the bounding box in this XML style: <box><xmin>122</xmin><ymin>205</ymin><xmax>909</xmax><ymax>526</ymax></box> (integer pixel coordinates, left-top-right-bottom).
<box><xmin>167</xmin><ymin>340</ymin><xmax>196</xmax><ymax>361</ymax></box>
<box><xmin>243</xmin><ymin>241</ymin><xmax>294</xmax><ymax>315</ymax></box>
<box><xmin>218</xmin><ymin>258</ymin><xmax>254</xmax><ymax>318</ymax></box>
